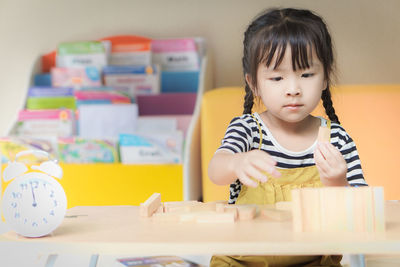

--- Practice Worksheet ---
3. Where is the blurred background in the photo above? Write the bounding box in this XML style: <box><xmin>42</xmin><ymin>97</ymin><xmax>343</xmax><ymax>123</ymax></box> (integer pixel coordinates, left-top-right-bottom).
<box><xmin>0</xmin><ymin>0</ymin><xmax>399</xmax><ymax>134</ymax></box>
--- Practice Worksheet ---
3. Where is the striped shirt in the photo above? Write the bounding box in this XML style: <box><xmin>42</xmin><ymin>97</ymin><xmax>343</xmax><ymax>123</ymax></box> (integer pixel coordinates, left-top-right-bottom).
<box><xmin>217</xmin><ymin>113</ymin><xmax>367</xmax><ymax>204</ymax></box>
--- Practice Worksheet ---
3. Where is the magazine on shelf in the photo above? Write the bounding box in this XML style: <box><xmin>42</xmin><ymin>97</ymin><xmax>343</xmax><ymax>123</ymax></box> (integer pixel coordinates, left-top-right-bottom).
<box><xmin>56</xmin><ymin>41</ymin><xmax>108</xmax><ymax>70</ymax></box>
<box><xmin>103</xmin><ymin>65</ymin><xmax>160</xmax><ymax>99</ymax></box>
<box><xmin>119</xmin><ymin>130</ymin><xmax>183</xmax><ymax>164</ymax></box>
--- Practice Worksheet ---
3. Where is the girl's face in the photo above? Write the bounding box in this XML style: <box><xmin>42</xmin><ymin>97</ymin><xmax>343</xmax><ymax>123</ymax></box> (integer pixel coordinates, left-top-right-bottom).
<box><xmin>249</xmin><ymin>45</ymin><xmax>326</xmax><ymax>124</ymax></box>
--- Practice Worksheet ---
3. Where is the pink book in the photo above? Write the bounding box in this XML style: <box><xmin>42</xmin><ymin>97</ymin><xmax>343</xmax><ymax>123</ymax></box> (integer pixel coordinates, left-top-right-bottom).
<box><xmin>151</xmin><ymin>38</ymin><xmax>197</xmax><ymax>53</ymax></box>
<box><xmin>74</xmin><ymin>91</ymin><xmax>131</xmax><ymax>103</ymax></box>
<box><xmin>18</xmin><ymin>109</ymin><xmax>73</xmax><ymax>121</ymax></box>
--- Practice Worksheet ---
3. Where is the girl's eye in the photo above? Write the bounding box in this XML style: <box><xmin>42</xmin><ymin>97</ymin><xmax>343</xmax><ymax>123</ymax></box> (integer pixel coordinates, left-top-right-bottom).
<box><xmin>270</xmin><ymin>77</ymin><xmax>283</xmax><ymax>81</ymax></box>
<box><xmin>301</xmin><ymin>73</ymin><xmax>314</xmax><ymax>78</ymax></box>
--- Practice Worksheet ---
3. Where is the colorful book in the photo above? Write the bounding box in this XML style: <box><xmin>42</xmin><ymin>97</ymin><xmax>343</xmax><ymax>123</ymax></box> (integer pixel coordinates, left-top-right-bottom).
<box><xmin>152</xmin><ymin>38</ymin><xmax>200</xmax><ymax>71</ymax></box>
<box><xmin>119</xmin><ymin>131</ymin><xmax>183</xmax><ymax>164</ymax></box>
<box><xmin>51</xmin><ymin>66</ymin><xmax>102</xmax><ymax>89</ymax></box>
<box><xmin>104</xmin><ymin>35</ymin><xmax>152</xmax><ymax>66</ymax></box>
<box><xmin>34</xmin><ymin>73</ymin><xmax>52</xmax><ymax>86</ymax></box>
<box><xmin>103</xmin><ymin>65</ymin><xmax>160</xmax><ymax>98</ymax></box>
<box><xmin>14</xmin><ymin>109</ymin><xmax>75</xmax><ymax>137</ymax></box>
<box><xmin>56</xmin><ymin>41</ymin><xmax>108</xmax><ymax>70</ymax></box>
<box><xmin>74</xmin><ymin>90</ymin><xmax>131</xmax><ymax>104</ymax></box>
<box><xmin>28</xmin><ymin>87</ymin><xmax>73</xmax><ymax>97</ymax></box>
<box><xmin>136</xmin><ymin>93</ymin><xmax>196</xmax><ymax>115</ymax></box>
<box><xmin>26</xmin><ymin>96</ymin><xmax>76</xmax><ymax>110</ymax></box>
<box><xmin>78</xmin><ymin>104</ymin><xmax>138</xmax><ymax>139</ymax></box>
<box><xmin>58</xmin><ymin>137</ymin><xmax>118</xmax><ymax>163</ymax></box>
<box><xmin>139</xmin><ymin>115</ymin><xmax>192</xmax><ymax>137</ymax></box>
<box><xmin>0</xmin><ymin>136</ymin><xmax>58</xmax><ymax>164</ymax></box>
<box><xmin>161</xmin><ymin>70</ymin><xmax>199</xmax><ymax>93</ymax></box>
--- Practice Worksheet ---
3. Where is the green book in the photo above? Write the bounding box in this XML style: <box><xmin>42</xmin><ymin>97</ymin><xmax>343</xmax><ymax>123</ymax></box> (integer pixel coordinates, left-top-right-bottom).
<box><xmin>57</xmin><ymin>41</ymin><xmax>105</xmax><ymax>55</ymax></box>
<box><xmin>26</xmin><ymin>97</ymin><xmax>76</xmax><ymax>110</ymax></box>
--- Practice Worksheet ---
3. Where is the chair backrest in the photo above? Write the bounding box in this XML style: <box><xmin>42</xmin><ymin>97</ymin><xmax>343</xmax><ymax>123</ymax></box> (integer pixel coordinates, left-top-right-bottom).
<box><xmin>200</xmin><ymin>85</ymin><xmax>400</xmax><ymax>202</ymax></box>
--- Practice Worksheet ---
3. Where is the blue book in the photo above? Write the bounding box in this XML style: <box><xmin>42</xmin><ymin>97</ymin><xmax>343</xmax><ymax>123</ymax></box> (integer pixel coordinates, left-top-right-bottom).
<box><xmin>34</xmin><ymin>73</ymin><xmax>52</xmax><ymax>86</ymax></box>
<box><xmin>161</xmin><ymin>70</ymin><xmax>199</xmax><ymax>93</ymax></box>
<box><xmin>28</xmin><ymin>87</ymin><xmax>74</xmax><ymax>97</ymax></box>
<box><xmin>76</xmin><ymin>99</ymin><xmax>112</xmax><ymax>106</ymax></box>
<box><xmin>103</xmin><ymin>65</ymin><xmax>159</xmax><ymax>75</ymax></box>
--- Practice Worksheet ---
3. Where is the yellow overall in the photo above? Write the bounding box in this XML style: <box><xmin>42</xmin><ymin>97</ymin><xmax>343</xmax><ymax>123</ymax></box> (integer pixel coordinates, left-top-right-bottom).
<box><xmin>210</xmin><ymin>117</ymin><xmax>342</xmax><ymax>267</ymax></box>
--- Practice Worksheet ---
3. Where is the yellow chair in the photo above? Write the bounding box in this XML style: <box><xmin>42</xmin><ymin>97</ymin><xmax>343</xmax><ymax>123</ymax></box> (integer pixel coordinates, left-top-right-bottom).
<box><xmin>201</xmin><ymin>85</ymin><xmax>400</xmax><ymax>202</ymax></box>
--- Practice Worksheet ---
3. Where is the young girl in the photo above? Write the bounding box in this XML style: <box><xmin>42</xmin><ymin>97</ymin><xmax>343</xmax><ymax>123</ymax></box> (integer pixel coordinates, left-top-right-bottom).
<box><xmin>208</xmin><ymin>8</ymin><xmax>367</xmax><ymax>267</ymax></box>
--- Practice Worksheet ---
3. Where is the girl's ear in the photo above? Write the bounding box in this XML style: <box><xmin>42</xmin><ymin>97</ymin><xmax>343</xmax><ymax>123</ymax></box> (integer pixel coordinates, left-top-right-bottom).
<box><xmin>323</xmin><ymin>79</ymin><xmax>328</xmax><ymax>91</ymax></box>
<box><xmin>245</xmin><ymin>74</ymin><xmax>258</xmax><ymax>96</ymax></box>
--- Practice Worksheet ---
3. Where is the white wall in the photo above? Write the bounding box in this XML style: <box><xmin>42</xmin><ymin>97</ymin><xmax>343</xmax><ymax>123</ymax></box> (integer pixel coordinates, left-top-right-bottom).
<box><xmin>0</xmin><ymin>0</ymin><xmax>399</xmax><ymax>135</ymax></box>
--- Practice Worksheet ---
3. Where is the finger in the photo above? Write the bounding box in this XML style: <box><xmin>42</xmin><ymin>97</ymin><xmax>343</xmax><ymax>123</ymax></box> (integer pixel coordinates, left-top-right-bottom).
<box><xmin>329</xmin><ymin>144</ymin><xmax>345</xmax><ymax>162</ymax></box>
<box><xmin>314</xmin><ymin>147</ymin><xmax>329</xmax><ymax>174</ymax></box>
<box><xmin>251</xmin><ymin>150</ymin><xmax>278</xmax><ymax>165</ymax></box>
<box><xmin>317</xmin><ymin>142</ymin><xmax>335</xmax><ymax>163</ymax></box>
<box><xmin>237</xmin><ymin>171</ymin><xmax>258</xmax><ymax>188</ymax></box>
<box><xmin>322</xmin><ymin>142</ymin><xmax>346</xmax><ymax>166</ymax></box>
<box><xmin>315</xmin><ymin>162</ymin><xmax>327</xmax><ymax>179</ymax></box>
<box><xmin>245</xmin><ymin>166</ymin><xmax>268</xmax><ymax>183</ymax></box>
<box><xmin>251</xmin><ymin>158</ymin><xmax>281</xmax><ymax>178</ymax></box>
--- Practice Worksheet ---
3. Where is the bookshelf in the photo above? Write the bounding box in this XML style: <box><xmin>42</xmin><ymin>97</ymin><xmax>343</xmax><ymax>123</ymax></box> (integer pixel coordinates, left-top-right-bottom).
<box><xmin>3</xmin><ymin>36</ymin><xmax>213</xmax><ymax>208</ymax></box>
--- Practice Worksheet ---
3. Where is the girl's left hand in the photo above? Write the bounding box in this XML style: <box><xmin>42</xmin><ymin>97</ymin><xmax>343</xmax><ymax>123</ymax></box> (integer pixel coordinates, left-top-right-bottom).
<box><xmin>314</xmin><ymin>142</ymin><xmax>349</xmax><ymax>186</ymax></box>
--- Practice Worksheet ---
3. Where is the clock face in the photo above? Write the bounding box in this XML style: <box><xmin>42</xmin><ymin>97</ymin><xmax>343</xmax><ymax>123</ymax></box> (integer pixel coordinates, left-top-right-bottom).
<box><xmin>2</xmin><ymin>172</ymin><xmax>67</xmax><ymax>237</ymax></box>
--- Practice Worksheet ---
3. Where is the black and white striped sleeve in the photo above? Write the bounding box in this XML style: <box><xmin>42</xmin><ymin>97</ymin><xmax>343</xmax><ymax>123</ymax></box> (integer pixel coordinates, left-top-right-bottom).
<box><xmin>217</xmin><ymin>115</ymin><xmax>253</xmax><ymax>154</ymax></box>
<box><xmin>332</xmin><ymin>124</ymin><xmax>368</xmax><ymax>187</ymax></box>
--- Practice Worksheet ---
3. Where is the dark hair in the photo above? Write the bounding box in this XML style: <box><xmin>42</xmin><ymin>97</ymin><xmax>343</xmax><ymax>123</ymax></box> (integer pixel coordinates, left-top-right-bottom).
<box><xmin>242</xmin><ymin>8</ymin><xmax>340</xmax><ymax>124</ymax></box>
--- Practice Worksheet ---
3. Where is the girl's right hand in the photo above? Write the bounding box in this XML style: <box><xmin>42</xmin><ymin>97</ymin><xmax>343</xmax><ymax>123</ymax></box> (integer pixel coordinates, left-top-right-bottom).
<box><xmin>231</xmin><ymin>150</ymin><xmax>281</xmax><ymax>187</ymax></box>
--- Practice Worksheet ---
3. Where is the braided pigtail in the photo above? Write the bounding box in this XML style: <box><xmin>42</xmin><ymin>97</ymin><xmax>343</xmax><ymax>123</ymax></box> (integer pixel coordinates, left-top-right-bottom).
<box><xmin>321</xmin><ymin>87</ymin><xmax>340</xmax><ymax>124</ymax></box>
<box><xmin>243</xmin><ymin>84</ymin><xmax>254</xmax><ymax>114</ymax></box>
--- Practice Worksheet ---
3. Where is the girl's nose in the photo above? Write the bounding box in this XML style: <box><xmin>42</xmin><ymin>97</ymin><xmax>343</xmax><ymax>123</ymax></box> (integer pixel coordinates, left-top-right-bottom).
<box><xmin>286</xmin><ymin>78</ymin><xmax>301</xmax><ymax>96</ymax></box>
<box><xmin>286</xmin><ymin>84</ymin><xmax>301</xmax><ymax>96</ymax></box>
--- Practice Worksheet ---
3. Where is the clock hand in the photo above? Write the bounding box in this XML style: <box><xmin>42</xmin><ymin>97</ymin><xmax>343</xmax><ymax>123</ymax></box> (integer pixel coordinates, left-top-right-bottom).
<box><xmin>30</xmin><ymin>181</ymin><xmax>37</xmax><ymax>207</ymax></box>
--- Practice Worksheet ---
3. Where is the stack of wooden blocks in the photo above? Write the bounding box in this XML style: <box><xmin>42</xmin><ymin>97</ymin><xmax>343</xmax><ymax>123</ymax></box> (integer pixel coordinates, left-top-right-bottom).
<box><xmin>139</xmin><ymin>186</ymin><xmax>385</xmax><ymax>233</ymax></box>
<box><xmin>139</xmin><ymin>193</ymin><xmax>294</xmax><ymax>223</ymax></box>
<box><xmin>291</xmin><ymin>186</ymin><xmax>385</xmax><ymax>233</ymax></box>
<box><xmin>139</xmin><ymin>193</ymin><xmax>259</xmax><ymax>223</ymax></box>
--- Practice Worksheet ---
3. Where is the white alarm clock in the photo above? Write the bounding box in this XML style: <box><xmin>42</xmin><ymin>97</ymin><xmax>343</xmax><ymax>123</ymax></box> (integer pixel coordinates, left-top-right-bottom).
<box><xmin>1</xmin><ymin>150</ymin><xmax>67</xmax><ymax>238</ymax></box>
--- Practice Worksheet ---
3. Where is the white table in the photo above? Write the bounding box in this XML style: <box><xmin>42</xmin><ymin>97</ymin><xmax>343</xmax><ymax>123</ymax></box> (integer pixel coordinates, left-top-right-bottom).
<box><xmin>1</xmin><ymin>202</ymin><xmax>400</xmax><ymax>265</ymax></box>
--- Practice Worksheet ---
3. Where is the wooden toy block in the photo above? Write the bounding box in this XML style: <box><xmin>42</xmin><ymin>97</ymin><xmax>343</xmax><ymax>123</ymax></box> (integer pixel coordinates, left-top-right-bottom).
<box><xmin>344</xmin><ymin>188</ymin><xmax>355</xmax><ymax>232</ymax></box>
<box><xmin>373</xmin><ymin>187</ymin><xmax>385</xmax><ymax>232</ymax></box>
<box><xmin>319</xmin><ymin>187</ymin><xmax>348</xmax><ymax>232</ymax></box>
<box><xmin>216</xmin><ymin>203</ymin><xmax>225</xmax><ymax>213</ymax></box>
<box><xmin>163</xmin><ymin>200</ymin><xmax>200</xmax><ymax>207</ymax></box>
<box><xmin>140</xmin><ymin>193</ymin><xmax>161</xmax><ymax>217</ymax></box>
<box><xmin>196</xmin><ymin>211</ymin><xmax>236</xmax><ymax>223</ymax></box>
<box><xmin>353</xmin><ymin>187</ymin><xmax>367</xmax><ymax>232</ymax></box>
<box><xmin>291</xmin><ymin>189</ymin><xmax>303</xmax><ymax>232</ymax></box>
<box><xmin>317</xmin><ymin>125</ymin><xmax>330</xmax><ymax>142</ymax></box>
<box><xmin>261</xmin><ymin>208</ymin><xmax>291</xmax><ymax>221</ymax></box>
<box><xmin>155</xmin><ymin>205</ymin><xmax>164</xmax><ymax>214</ymax></box>
<box><xmin>163</xmin><ymin>201</ymin><xmax>200</xmax><ymax>213</ymax></box>
<box><xmin>236</xmin><ymin>205</ymin><xmax>257</xmax><ymax>221</ymax></box>
<box><xmin>364</xmin><ymin>187</ymin><xmax>375</xmax><ymax>232</ymax></box>
<box><xmin>165</xmin><ymin>205</ymin><xmax>192</xmax><ymax>213</ymax></box>
<box><xmin>224</xmin><ymin>205</ymin><xmax>238</xmax><ymax>219</ymax></box>
<box><xmin>188</xmin><ymin>201</ymin><xmax>218</xmax><ymax>212</ymax></box>
<box><xmin>300</xmin><ymin>188</ymin><xmax>321</xmax><ymax>232</ymax></box>
<box><xmin>291</xmin><ymin>187</ymin><xmax>385</xmax><ymax>233</ymax></box>
<box><xmin>152</xmin><ymin>211</ymin><xmax>181</xmax><ymax>222</ymax></box>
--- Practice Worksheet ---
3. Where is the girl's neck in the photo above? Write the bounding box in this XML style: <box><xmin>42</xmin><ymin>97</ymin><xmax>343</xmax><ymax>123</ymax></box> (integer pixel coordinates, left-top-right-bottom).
<box><xmin>259</xmin><ymin>111</ymin><xmax>320</xmax><ymax>152</ymax></box>
<box><xmin>260</xmin><ymin>111</ymin><xmax>316</xmax><ymax>133</ymax></box>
